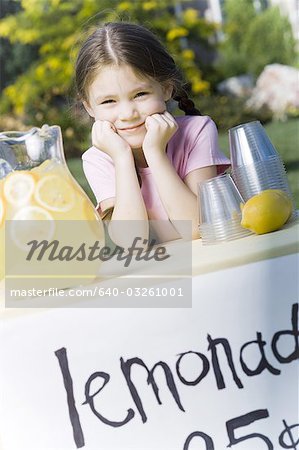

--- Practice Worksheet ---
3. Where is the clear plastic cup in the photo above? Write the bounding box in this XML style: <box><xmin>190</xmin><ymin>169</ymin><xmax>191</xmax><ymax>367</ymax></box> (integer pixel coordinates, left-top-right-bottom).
<box><xmin>198</xmin><ymin>174</ymin><xmax>252</xmax><ymax>245</ymax></box>
<box><xmin>231</xmin><ymin>156</ymin><xmax>292</xmax><ymax>201</ymax></box>
<box><xmin>229</xmin><ymin>121</ymin><xmax>279</xmax><ymax>168</ymax></box>
<box><xmin>228</xmin><ymin>121</ymin><xmax>295</xmax><ymax>219</ymax></box>
<box><xmin>199</xmin><ymin>220</ymin><xmax>252</xmax><ymax>245</ymax></box>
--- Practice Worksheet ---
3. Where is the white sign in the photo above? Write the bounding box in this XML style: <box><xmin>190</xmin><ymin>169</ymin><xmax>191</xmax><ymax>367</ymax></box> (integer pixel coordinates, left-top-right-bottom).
<box><xmin>0</xmin><ymin>253</ymin><xmax>298</xmax><ymax>449</ymax></box>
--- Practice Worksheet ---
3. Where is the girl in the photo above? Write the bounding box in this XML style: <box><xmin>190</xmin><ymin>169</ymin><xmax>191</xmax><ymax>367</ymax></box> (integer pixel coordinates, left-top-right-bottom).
<box><xmin>76</xmin><ymin>22</ymin><xmax>230</xmax><ymax>245</ymax></box>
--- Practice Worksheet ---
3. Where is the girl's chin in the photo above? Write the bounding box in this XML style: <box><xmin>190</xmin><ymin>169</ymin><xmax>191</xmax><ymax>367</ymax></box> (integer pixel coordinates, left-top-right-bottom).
<box><xmin>123</xmin><ymin>136</ymin><xmax>145</xmax><ymax>149</ymax></box>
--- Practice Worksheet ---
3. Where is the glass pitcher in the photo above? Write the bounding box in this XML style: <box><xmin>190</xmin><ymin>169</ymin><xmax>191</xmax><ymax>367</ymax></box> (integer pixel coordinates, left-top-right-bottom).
<box><xmin>0</xmin><ymin>125</ymin><xmax>104</xmax><ymax>293</ymax></box>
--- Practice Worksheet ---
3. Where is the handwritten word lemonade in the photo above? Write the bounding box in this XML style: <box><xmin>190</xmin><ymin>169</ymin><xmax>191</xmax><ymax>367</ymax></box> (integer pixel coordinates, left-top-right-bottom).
<box><xmin>0</xmin><ymin>126</ymin><xmax>104</xmax><ymax>293</ymax></box>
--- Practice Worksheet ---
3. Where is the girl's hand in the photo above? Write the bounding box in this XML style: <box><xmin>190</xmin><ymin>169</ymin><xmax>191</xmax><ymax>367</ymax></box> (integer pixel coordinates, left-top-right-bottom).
<box><xmin>143</xmin><ymin>111</ymin><xmax>178</xmax><ymax>154</ymax></box>
<box><xmin>91</xmin><ymin>120</ymin><xmax>131</xmax><ymax>161</ymax></box>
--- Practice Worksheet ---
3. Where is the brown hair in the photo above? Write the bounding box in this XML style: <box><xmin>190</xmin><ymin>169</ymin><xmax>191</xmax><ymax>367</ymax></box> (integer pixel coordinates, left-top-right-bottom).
<box><xmin>75</xmin><ymin>21</ymin><xmax>201</xmax><ymax>116</ymax></box>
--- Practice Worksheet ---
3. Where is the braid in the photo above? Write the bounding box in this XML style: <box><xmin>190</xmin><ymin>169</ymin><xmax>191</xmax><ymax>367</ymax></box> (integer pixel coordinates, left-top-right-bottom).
<box><xmin>174</xmin><ymin>91</ymin><xmax>202</xmax><ymax>116</ymax></box>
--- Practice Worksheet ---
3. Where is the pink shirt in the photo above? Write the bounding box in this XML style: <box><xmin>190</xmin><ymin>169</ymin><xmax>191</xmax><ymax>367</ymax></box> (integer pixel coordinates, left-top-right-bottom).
<box><xmin>82</xmin><ymin>115</ymin><xmax>230</xmax><ymax>220</ymax></box>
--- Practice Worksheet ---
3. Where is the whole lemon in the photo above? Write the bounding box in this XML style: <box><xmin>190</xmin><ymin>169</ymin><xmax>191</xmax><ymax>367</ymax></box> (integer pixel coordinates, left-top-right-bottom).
<box><xmin>241</xmin><ymin>189</ymin><xmax>293</xmax><ymax>235</ymax></box>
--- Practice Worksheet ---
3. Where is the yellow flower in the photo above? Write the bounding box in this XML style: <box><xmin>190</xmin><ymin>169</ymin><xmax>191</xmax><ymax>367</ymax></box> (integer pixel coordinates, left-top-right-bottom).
<box><xmin>183</xmin><ymin>8</ymin><xmax>198</xmax><ymax>26</ymax></box>
<box><xmin>182</xmin><ymin>49</ymin><xmax>195</xmax><ymax>61</ymax></box>
<box><xmin>0</xmin><ymin>20</ymin><xmax>11</xmax><ymax>37</ymax></box>
<box><xmin>4</xmin><ymin>83</ymin><xmax>26</xmax><ymax>115</ymax></box>
<box><xmin>117</xmin><ymin>1</ymin><xmax>131</xmax><ymax>11</ymax></box>
<box><xmin>166</xmin><ymin>27</ymin><xmax>188</xmax><ymax>42</ymax></box>
<box><xmin>36</xmin><ymin>65</ymin><xmax>46</xmax><ymax>79</ymax></box>
<box><xmin>61</xmin><ymin>35</ymin><xmax>76</xmax><ymax>51</ymax></box>
<box><xmin>191</xmin><ymin>78</ymin><xmax>210</xmax><ymax>94</ymax></box>
<box><xmin>40</xmin><ymin>43</ymin><xmax>52</xmax><ymax>54</ymax></box>
<box><xmin>4</xmin><ymin>85</ymin><xmax>17</xmax><ymax>101</ymax></box>
<box><xmin>15</xmin><ymin>104</ymin><xmax>25</xmax><ymax>116</ymax></box>
<box><xmin>142</xmin><ymin>1</ymin><xmax>157</xmax><ymax>11</ymax></box>
<box><xmin>48</xmin><ymin>57</ymin><xmax>61</xmax><ymax>70</ymax></box>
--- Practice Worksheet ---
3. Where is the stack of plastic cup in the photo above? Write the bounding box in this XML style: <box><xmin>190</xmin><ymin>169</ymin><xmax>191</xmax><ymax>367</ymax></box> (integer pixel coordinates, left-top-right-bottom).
<box><xmin>229</xmin><ymin>121</ymin><xmax>294</xmax><ymax>204</ymax></box>
<box><xmin>198</xmin><ymin>174</ymin><xmax>252</xmax><ymax>245</ymax></box>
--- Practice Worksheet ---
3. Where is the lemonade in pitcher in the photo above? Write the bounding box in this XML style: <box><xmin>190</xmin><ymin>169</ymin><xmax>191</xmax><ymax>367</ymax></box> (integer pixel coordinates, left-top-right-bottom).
<box><xmin>0</xmin><ymin>125</ymin><xmax>104</xmax><ymax>291</ymax></box>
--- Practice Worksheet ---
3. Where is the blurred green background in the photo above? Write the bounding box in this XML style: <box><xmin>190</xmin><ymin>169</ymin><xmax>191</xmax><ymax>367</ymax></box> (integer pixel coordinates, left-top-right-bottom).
<box><xmin>0</xmin><ymin>0</ymin><xmax>298</xmax><ymax>205</ymax></box>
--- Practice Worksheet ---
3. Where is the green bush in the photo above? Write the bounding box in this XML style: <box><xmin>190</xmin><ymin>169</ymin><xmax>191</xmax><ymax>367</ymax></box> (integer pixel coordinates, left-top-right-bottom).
<box><xmin>196</xmin><ymin>94</ymin><xmax>273</xmax><ymax>131</ymax></box>
<box><xmin>217</xmin><ymin>1</ymin><xmax>297</xmax><ymax>79</ymax></box>
<box><xmin>242</xmin><ymin>7</ymin><xmax>297</xmax><ymax>77</ymax></box>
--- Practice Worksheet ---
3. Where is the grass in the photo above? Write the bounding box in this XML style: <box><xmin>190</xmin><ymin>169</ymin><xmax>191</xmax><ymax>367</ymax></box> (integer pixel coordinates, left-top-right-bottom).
<box><xmin>66</xmin><ymin>158</ymin><xmax>97</xmax><ymax>205</ymax></box>
<box><xmin>66</xmin><ymin>118</ymin><xmax>299</xmax><ymax>208</ymax></box>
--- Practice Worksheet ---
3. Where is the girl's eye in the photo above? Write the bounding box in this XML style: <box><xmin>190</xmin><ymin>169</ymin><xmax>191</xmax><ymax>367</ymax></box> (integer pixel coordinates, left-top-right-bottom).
<box><xmin>101</xmin><ymin>99</ymin><xmax>115</xmax><ymax>104</ymax></box>
<box><xmin>135</xmin><ymin>92</ymin><xmax>149</xmax><ymax>98</ymax></box>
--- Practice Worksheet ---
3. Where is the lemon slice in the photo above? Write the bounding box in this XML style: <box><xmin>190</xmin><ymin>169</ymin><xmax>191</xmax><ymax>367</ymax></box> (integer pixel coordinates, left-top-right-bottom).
<box><xmin>4</xmin><ymin>172</ymin><xmax>35</xmax><ymax>206</ymax></box>
<box><xmin>10</xmin><ymin>206</ymin><xmax>55</xmax><ymax>251</ymax></box>
<box><xmin>31</xmin><ymin>159</ymin><xmax>54</xmax><ymax>176</ymax></box>
<box><xmin>34</xmin><ymin>174</ymin><xmax>75</xmax><ymax>212</ymax></box>
<box><xmin>0</xmin><ymin>198</ymin><xmax>4</xmax><ymax>226</ymax></box>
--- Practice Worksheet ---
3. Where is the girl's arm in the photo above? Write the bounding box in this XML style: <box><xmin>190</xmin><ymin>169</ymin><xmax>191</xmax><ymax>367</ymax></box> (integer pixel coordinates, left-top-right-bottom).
<box><xmin>143</xmin><ymin>113</ymin><xmax>216</xmax><ymax>240</ymax></box>
<box><xmin>92</xmin><ymin>120</ymin><xmax>149</xmax><ymax>248</ymax></box>
<box><xmin>108</xmin><ymin>152</ymin><xmax>149</xmax><ymax>247</ymax></box>
<box><xmin>145</xmin><ymin>152</ymin><xmax>216</xmax><ymax>239</ymax></box>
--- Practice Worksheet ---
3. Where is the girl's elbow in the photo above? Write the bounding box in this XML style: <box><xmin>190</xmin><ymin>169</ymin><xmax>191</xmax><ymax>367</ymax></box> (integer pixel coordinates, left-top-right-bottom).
<box><xmin>107</xmin><ymin>219</ymin><xmax>149</xmax><ymax>249</ymax></box>
<box><xmin>192</xmin><ymin>227</ymin><xmax>200</xmax><ymax>240</ymax></box>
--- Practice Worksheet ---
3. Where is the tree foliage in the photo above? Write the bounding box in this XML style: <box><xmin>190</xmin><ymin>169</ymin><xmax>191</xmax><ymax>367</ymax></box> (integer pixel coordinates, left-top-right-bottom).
<box><xmin>0</xmin><ymin>0</ymin><xmax>217</xmax><ymax>144</ymax></box>
<box><xmin>242</xmin><ymin>6</ymin><xmax>297</xmax><ymax>76</ymax></box>
<box><xmin>218</xmin><ymin>0</ymin><xmax>297</xmax><ymax>78</ymax></box>
<box><xmin>0</xmin><ymin>0</ymin><xmax>39</xmax><ymax>91</ymax></box>
<box><xmin>0</xmin><ymin>0</ymin><xmax>113</xmax><ymax>118</ymax></box>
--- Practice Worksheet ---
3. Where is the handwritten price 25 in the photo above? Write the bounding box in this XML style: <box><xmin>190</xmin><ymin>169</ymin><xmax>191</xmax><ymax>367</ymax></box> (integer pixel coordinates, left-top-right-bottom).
<box><xmin>184</xmin><ymin>410</ymin><xmax>299</xmax><ymax>449</ymax></box>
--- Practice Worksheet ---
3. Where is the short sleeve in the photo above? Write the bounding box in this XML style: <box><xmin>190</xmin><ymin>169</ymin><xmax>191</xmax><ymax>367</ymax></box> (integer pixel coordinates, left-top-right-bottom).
<box><xmin>184</xmin><ymin>117</ymin><xmax>230</xmax><ymax>176</ymax></box>
<box><xmin>82</xmin><ymin>147</ymin><xmax>116</xmax><ymax>210</ymax></box>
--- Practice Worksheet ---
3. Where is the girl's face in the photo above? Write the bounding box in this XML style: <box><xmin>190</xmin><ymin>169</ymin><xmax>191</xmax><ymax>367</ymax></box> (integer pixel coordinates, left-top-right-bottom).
<box><xmin>84</xmin><ymin>64</ymin><xmax>172</xmax><ymax>149</ymax></box>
